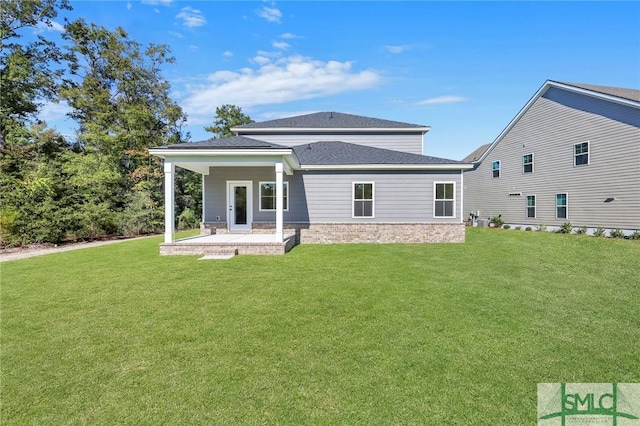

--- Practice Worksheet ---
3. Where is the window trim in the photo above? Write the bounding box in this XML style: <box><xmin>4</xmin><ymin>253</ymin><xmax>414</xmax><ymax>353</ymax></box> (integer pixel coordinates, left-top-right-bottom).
<box><xmin>574</xmin><ymin>141</ymin><xmax>590</xmax><ymax>166</ymax></box>
<box><xmin>352</xmin><ymin>182</ymin><xmax>375</xmax><ymax>219</ymax></box>
<box><xmin>433</xmin><ymin>181</ymin><xmax>456</xmax><ymax>218</ymax></box>
<box><xmin>556</xmin><ymin>193</ymin><xmax>568</xmax><ymax>220</ymax></box>
<box><xmin>492</xmin><ymin>160</ymin><xmax>501</xmax><ymax>178</ymax></box>
<box><xmin>526</xmin><ymin>194</ymin><xmax>536</xmax><ymax>219</ymax></box>
<box><xmin>258</xmin><ymin>181</ymin><xmax>289</xmax><ymax>212</ymax></box>
<box><xmin>523</xmin><ymin>153</ymin><xmax>534</xmax><ymax>174</ymax></box>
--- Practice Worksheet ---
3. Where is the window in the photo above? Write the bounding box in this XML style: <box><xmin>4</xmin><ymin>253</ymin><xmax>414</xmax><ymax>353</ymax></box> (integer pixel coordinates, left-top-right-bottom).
<box><xmin>434</xmin><ymin>182</ymin><xmax>455</xmax><ymax>218</ymax></box>
<box><xmin>523</xmin><ymin>153</ymin><xmax>533</xmax><ymax>174</ymax></box>
<box><xmin>574</xmin><ymin>141</ymin><xmax>589</xmax><ymax>166</ymax></box>
<box><xmin>492</xmin><ymin>161</ymin><xmax>501</xmax><ymax>178</ymax></box>
<box><xmin>526</xmin><ymin>195</ymin><xmax>536</xmax><ymax>218</ymax></box>
<box><xmin>353</xmin><ymin>182</ymin><xmax>374</xmax><ymax>218</ymax></box>
<box><xmin>259</xmin><ymin>182</ymin><xmax>288</xmax><ymax>211</ymax></box>
<box><xmin>556</xmin><ymin>193</ymin><xmax>568</xmax><ymax>219</ymax></box>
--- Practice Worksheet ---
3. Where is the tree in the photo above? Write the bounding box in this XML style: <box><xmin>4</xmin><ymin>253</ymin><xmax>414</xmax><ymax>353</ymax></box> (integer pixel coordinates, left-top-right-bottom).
<box><xmin>59</xmin><ymin>19</ymin><xmax>189</xmax><ymax>235</ymax></box>
<box><xmin>0</xmin><ymin>0</ymin><xmax>72</xmax><ymax>146</ymax></box>
<box><xmin>204</xmin><ymin>104</ymin><xmax>253</xmax><ymax>139</ymax></box>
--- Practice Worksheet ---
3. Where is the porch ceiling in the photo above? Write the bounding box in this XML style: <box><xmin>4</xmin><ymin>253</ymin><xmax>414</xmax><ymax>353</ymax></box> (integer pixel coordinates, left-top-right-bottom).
<box><xmin>169</xmin><ymin>155</ymin><xmax>295</xmax><ymax>175</ymax></box>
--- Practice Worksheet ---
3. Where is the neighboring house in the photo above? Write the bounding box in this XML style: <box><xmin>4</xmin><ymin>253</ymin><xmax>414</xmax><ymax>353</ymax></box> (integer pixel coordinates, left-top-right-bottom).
<box><xmin>150</xmin><ymin>112</ymin><xmax>473</xmax><ymax>254</ymax></box>
<box><xmin>463</xmin><ymin>80</ymin><xmax>640</xmax><ymax>232</ymax></box>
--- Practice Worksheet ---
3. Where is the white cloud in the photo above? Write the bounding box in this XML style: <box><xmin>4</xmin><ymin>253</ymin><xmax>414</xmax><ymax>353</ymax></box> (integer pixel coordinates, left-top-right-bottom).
<box><xmin>126</xmin><ymin>2</ymin><xmax>132</xmax><ymax>10</ymax></box>
<box><xmin>176</xmin><ymin>6</ymin><xmax>206</xmax><ymax>28</ymax></box>
<box><xmin>39</xmin><ymin>101</ymin><xmax>71</xmax><ymax>121</ymax></box>
<box><xmin>168</xmin><ymin>31</ymin><xmax>184</xmax><ymax>39</ymax></box>
<box><xmin>182</xmin><ymin>56</ymin><xmax>381</xmax><ymax>124</ymax></box>
<box><xmin>223</xmin><ymin>51</ymin><xmax>234</xmax><ymax>58</ymax></box>
<box><xmin>384</xmin><ymin>45</ymin><xmax>411</xmax><ymax>54</ymax></box>
<box><xmin>257</xmin><ymin>6</ymin><xmax>282</xmax><ymax>23</ymax></box>
<box><xmin>416</xmin><ymin>95</ymin><xmax>467</xmax><ymax>105</ymax></box>
<box><xmin>272</xmin><ymin>41</ymin><xmax>289</xmax><ymax>50</ymax></box>
<box><xmin>279</xmin><ymin>32</ymin><xmax>298</xmax><ymax>39</ymax></box>
<box><xmin>34</xmin><ymin>20</ymin><xmax>64</xmax><ymax>33</ymax></box>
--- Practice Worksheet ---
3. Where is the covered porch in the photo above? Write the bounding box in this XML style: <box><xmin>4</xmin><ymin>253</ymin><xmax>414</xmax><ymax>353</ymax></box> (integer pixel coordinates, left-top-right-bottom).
<box><xmin>149</xmin><ymin>137</ymin><xmax>299</xmax><ymax>256</ymax></box>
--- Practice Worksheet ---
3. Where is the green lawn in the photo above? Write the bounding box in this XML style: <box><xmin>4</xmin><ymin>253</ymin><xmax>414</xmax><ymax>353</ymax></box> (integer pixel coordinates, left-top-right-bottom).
<box><xmin>1</xmin><ymin>228</ymin><xmax>639</xmax><ymax>424</ymax></box>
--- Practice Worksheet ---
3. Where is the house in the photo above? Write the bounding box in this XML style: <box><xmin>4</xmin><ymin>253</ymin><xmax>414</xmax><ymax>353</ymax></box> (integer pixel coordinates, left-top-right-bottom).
<box><xmin>463</xmin><ymin>80</ymin><xmax>640</xmax><ymax>232</ymax></box>
<box><xmin>149</xmin><ymin>112</ymin><xmax>473</xmax><ymax>255</ymax></box>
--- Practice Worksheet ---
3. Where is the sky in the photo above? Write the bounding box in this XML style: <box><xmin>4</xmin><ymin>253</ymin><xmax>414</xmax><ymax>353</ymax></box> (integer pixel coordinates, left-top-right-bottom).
<box><xmin>32</xmin><ymin>1</ymin><xmax>640</xmax><ymax>161</ymax></box>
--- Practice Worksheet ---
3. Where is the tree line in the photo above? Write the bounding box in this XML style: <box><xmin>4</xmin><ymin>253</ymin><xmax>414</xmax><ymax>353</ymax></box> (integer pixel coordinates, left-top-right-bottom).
<box><xmin>0</xmin><ymin>0</ymin><xmax>252</xmax><ymax>246</ymax></box>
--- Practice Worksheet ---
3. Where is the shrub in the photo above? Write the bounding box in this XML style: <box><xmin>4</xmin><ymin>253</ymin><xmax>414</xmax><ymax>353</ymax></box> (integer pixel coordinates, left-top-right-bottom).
<box><xmin>490</xmin><ymin>215</ymin><xmax>504</xmax><ymax>228</ymax></box>
<box><xmin>575</xmin><ymin>226</ymin><xmax>588</xmax><ymax>235</ymax></box>
<box><xmin>525</xmin><ymin>227</ymin><xmax>532</xmax><ymax>231</ymax></box>
<box><xmin>559</xmin><ymin>222</ymin><xmax>573</xmax><ymax>234</ymax></box>
<box><xmin>514</xmin><ymin>226</ymin><xmax>521</xmax><ymax>231</ymax></box>
<box><xmin>178</xmin><ymin>207</ymin><xmax>200</xmax><ymax>230</ymax></box>
<box><xmin>503</xmin><ymin>224</ymin><xmax>511</xmax><ymax>230</ymax></box>
<box><xmin>537</xmin><ymin>224</ymin><xmax>547</xmax><ymax>232</ymax></box>
<box><xmin>593</xmin><ymin>227</ymin><xmax>606</xmax><ymax>238</ymax></box>
<box><xmin>609</xmin><ymin>228</ymin><xmax>625</xmax><ymax>239</ymax></box>
<box><xmin>630</xmin><ymin>230</ymin><xmax>640</xmax><ymax>240</ymax></box>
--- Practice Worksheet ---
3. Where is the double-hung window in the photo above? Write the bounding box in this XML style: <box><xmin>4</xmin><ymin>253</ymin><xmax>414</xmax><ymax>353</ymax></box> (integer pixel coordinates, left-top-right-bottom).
<box><xmin>526</xmin><ymin>195</ymin><xmax>536</xmax><ymax>218</ymax></box>
<box><xmin>259</xmin><ymin>182</ymin><xmax>289</xmax><ymax>211</ymax></box>
<box><xmin>434</xmin><ymin>182</ymin><xmax>455</xmax><ymax>218</ymax></box>
<box><xmin>353</xmin><ymin>182</ymin><xmax>374</xmax><ymax>218</ymax></box>
<box><xmin>574</xmin><ymin>142</ymin><xmax>589</xmax><ymax>166</ymax></box>
<box><xmin>556</xmin><ymin>193</ymin><xmax>568</xmax><ymax>219</ymax></box>
<box><xmin>492</xmin><ymin>161</ymin><xmax>500</xmax><ymax>178</ymax></box>
<box><xmin>523</xmin><ymin>153</ymin><xmax>534</xmax><ymax>174</ymax></box>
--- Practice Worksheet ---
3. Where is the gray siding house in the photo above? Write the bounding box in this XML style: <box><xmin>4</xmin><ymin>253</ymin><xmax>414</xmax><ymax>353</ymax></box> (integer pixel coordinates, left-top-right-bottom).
<box><xmin>464</xmin><ymin>80</ymin><xmax>640</xmax><ymax>232</ymax></box>
<box><xmin>150</xmin><ymin>112</ymin><xmax>472</xmax><ymax>254</ymax></box>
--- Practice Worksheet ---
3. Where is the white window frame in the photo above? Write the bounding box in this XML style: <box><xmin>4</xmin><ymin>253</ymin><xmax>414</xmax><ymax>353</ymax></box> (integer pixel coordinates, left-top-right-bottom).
<box><xmin>556</xmin><ymin>193</ymin><xmax>568</xmax><ymax>219</ymax></box>
<box><xmin>526</xmin><ymin>195</ymin><xmax>536</xmax><ymax>219</ymax></box>
<box><xmin>258</xmin><ymin>181</ymin><xmax>289</xmax><ymax>212</ymax></box>
<box><xmin>574</xmin><ymin>141</ymin><xmax>590</xmax><ymax>166</ymax></box>
<box><xmin>492</xmin><ymin>160</ymin><xmax>501</xmax><ymax>178</ymax></box>
<box><xmin>433</xmin><ymin>181</ymin><xmax>456</xmax><ymax>218</ymax></box>
<box><xmin>523</xmin><ymin>153</ymin><xmax>534</xmax><ymax>174</ymax></box>
<box><xmin>352</xmin><ymin>182</ymin><xmax>375</xmax><ymax>218</ymax></box>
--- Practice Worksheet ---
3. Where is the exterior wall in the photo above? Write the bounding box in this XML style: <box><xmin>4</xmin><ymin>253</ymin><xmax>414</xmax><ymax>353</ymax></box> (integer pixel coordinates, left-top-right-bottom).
<box><xmin>464</xmin><ymin>87</ymin><xmax>640</xmax><ymax>230</ymax></box>
<box><xmin>204</xmin><ymin>168</ymin><xmax>464</xmax><ymax>226</ymax></box>
<box><xmin>237</xmin><ymin>132</ymin><xmax>424</xmax><ymax>155</ymax></box>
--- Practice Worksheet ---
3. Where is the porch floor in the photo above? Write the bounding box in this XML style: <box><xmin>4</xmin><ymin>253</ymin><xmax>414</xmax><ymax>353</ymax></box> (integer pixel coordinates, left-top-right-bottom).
<box><xmin>160</xmin><ymin>233</ymin><xmax>297</xmax><ymax>256</ymax></box>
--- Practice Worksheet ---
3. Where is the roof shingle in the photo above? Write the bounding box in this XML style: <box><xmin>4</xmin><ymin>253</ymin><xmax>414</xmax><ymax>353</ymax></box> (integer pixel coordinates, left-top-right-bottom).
<box><xmin>293</xmin><ymin>141</ymin><xmax>463</xmax><ymax>165</ymax></box>
<box><xmin>557</xmin><ymin>81</ymin><xmax>640</xmax><ymax>102</ymax></box>
<box><xmin>158</xmin><ymin>136</ymin><xmax>287</xmax><ymax>149</ymax></box>
<box><xmin>235</xmin><ymin>112</ymin><xmax>428</xmax><ymax>129</ymax></box>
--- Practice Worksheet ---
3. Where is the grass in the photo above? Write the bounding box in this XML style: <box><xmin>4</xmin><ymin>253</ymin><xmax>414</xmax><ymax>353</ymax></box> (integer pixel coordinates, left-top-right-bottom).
<box><xmin>1</xmin><ymin>228</ymin><xmax>639</xmax><ymax>424</ymax></box>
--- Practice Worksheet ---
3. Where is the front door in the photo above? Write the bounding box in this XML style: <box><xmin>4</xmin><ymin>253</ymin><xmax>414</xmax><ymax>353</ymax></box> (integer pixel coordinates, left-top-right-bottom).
<box><xmin>228</xmin><ymin>181</ymin><xmax>252</xmax><ymax>232</ymax></box>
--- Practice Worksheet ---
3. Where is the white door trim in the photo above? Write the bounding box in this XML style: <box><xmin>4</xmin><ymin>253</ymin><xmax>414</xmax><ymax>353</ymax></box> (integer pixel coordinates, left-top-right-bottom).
<box><xmin>227</xmin><ymin>180</ymin><xmax>253</xmax><ymax>232</ymax></box>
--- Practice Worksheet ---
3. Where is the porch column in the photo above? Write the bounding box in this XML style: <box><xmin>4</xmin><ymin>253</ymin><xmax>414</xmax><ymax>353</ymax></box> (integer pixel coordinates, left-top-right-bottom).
<box><xmin>164</xmin><ymin>161</ymin><xmax>175</xmax><ymax>243</ymax></box>
<box><xmin>275</xmin><ymin>161</ymin><xmax>284</xmax><ymax>242</ymax></box>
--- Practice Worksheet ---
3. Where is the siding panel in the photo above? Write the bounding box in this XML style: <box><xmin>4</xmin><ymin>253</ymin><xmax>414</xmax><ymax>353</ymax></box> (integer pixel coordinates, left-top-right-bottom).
<box><xmin>237</xmin><ymin>132</ymin><xmax>425</xmax><ymax>155</ymax></box>
<box><xmin>464</xmin><ymin>87</ymin><xmax>640</xmax><ymax>229</ymax></box>
<box><xmin>205</xmin><ymin>169</ymin><xmax>463</xmax><ymax>224</ymax></box>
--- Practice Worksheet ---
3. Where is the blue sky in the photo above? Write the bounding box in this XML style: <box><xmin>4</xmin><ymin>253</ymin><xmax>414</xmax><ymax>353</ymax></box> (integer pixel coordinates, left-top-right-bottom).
<box><xmin>35</xmin><ymin>1</ymin><xmax>640</xmax><ymax>160</ymax></box>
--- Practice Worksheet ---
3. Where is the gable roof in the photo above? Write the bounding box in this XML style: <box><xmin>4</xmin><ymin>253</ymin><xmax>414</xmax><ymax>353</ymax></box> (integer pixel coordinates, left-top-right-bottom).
<box><xmin>232</xmin><ymin>111</ymin><xmax>431</xmax><ymax>133</ymax></box>
<box><xmin>293</xmin><ymin>141</ymin><xmax>466</xmax><ymax>167</ymax></box>
<box><xmin>462</xmin><ymin>143</ymin><xmax>490</xmax><ymax>163</ymax></box>
<box><xmin>474</xmin><ymin>80</ymin><xmax>640</xmax><ymax>164</ymax></box>
<box><xmin>558</xmin><ymin>81</ymin><xmax>640</xmax><ymax>103</ymax></box>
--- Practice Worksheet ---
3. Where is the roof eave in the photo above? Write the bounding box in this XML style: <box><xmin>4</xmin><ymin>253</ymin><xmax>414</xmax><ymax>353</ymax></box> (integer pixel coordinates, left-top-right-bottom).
<box><xmin>298</xmin><ymin>163</ymin><xmax>473</xmax><ymax>171</ymax></box>
<box><xmin>148</xmin><ymin>148</ymin><xmax>294</xmax><ymax>158</ymax></box>
<box><xmin>232</xmin><ymin>127</ymin><xmax>432</xmax><ymax>134</ymax></box>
